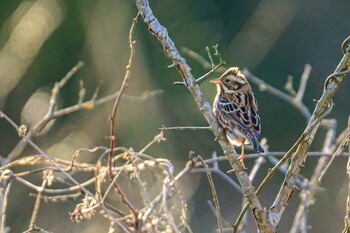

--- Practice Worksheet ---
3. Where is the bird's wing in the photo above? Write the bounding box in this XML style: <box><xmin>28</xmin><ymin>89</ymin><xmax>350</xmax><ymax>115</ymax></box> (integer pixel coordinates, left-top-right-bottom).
<box><xmin>217</xmin><ymin>93</ymin><xmax>261</xmax><ymax>139</ymax></box>
<box><xmin>247</xmin><ymin>92</ymin><xmax>261</xmax><ymax>139</ymax></box>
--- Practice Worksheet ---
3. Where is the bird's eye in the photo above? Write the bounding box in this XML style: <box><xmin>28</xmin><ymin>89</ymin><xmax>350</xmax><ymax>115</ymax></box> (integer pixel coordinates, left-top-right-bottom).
<box><xmin>225</xmin><ymin>79</ymin><xmax>230</xmax><ymax>83</ymax></box>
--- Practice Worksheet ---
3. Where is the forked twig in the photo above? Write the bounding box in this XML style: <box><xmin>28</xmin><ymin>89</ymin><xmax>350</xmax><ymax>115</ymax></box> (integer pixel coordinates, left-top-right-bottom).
<box><xmin>0</xmin><ymin>111</ymin><xmax>130</xmax><ymax>232</ymax></box>
<box><xmin>174</xmin><ymin>45</ymin><xmax>226</xmax><ymax>86</ymax></box>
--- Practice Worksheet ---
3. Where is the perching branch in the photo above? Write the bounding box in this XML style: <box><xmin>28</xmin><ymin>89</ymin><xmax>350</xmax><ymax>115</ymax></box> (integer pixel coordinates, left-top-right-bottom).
<box><xmin>134</xmin><ymin>0</ymin><xmax>274</xmax><ymax>231</ymax></box>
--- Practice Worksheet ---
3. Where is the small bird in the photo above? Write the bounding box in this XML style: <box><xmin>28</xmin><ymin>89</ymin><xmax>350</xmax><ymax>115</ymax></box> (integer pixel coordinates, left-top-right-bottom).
<box><xmin>211</xmin><ymin>67</ymin><xmax>264</xmax><ymax>168</ymax></box>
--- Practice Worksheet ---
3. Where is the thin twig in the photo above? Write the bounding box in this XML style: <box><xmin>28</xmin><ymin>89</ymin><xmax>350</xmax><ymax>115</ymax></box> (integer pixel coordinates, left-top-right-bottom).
<box><xmin>318</xmin><ymin>132</ymin><xmax>349</xmax><ymax>182</ymax></box>
<box><xmin>284</xmin><ymin>75</ymin><xmax>297</xmax><ymax>96</ymax></box>
<box><xmin>342</xmin><ymin>116</ymin><xmax>350</xmax><ymax>233</ymax></box>
<box><xmin>197</xmin><ymin>155</ymin><xmax>223</xmax><ymax>233</ymax></box>
<box><xmin>139</xmin><ymin>131</ymin><xmax>166</xmax><ymax>154</ymax></box>
<box><xmin>6</xmin><ymin>66</ymin><xmax>162</xmax><ymax>164</ymax></box>
<box><xmin>191</xmin><ymin>152</ymin><xmax>242</xmax><ymax>193</ymax></box>
<box><xmin>29</xmin><ymin>175</ymin><xmax>47</xmax><ymax>228</ymax></box>
<box><xmin>106</xmin><ymin>13</ymin><xmax>140</xmax><ymax>228</ymax></box>
<box><xmin>159</xmin><ymin>126</ymin><xmax>211</xmax><ymax>131</ymax></box>
<box><xmin>0</xmin><ymin>174</ymin><xmax>12</xmax><ymax>233</ymax></box>
<box><xmin>108</xmin><ymin>12</ymin><xmax>139</xmax><ymax>179</ymax></box>
<box><xmin>6</xmin><ymin>61</ymin><xmax>84</xmax><ymax>162</ymax></box>
<box><xmin>0</xmin><ymin>111</ymin><xmax>130</xmax><ymax>232</ymax></box>
<box><xmin>174</xmin><ymin>45</ymin><xmax>225</xmax><ymax>86</ymax></box>
<box><xmin>295</xmin><ymin>64</ymin><xmax>312</xmax><ymax>102</ymax></box>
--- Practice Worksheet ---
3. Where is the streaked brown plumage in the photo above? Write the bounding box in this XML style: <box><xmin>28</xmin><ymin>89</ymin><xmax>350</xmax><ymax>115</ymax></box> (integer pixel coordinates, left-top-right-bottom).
<box><xmin>211</xmin><ymin>67</ymin><xmax>264</xmax><ymax>167</ymax></box>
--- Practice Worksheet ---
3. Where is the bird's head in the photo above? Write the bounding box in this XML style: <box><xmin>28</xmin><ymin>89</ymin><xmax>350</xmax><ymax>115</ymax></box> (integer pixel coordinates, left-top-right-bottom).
<box><xmin>210</xmin><ymin>67</ymin><xmax>250</xmax><ymax>93</ymax></box>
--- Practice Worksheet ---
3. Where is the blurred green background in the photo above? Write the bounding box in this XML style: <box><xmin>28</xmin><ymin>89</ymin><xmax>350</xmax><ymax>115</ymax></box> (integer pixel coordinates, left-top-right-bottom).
<box><xmin>0</xmin><ymin>0</ymin><xmax>349</xmax><ymax>232</ymax></box>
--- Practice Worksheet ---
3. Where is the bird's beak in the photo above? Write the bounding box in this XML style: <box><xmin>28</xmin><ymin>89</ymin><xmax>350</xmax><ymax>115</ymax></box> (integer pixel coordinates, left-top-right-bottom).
<box><xmin>210</xmin><ymin>78</ymin><xmax>221</xmax><ymax>84</ymax></box>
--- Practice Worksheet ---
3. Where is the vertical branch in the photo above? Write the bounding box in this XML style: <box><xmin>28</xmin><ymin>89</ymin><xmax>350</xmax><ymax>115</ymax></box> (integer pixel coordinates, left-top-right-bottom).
<box><xmin>238</xmin><ymin>155</ymin><xmax>266</xmax><ymax>233</ymax></box>
<box><xmin>197</xmin><ymin>155</ymin><xmax>223</xmax><ymax>233</ymax></box>
<box><xmin>290</xmin><ymin>119</ymin><xmax>337</xmax><ymax>233</ymax></box>
<box><xmin>28</xmin><ymin>176</ymin><xmax>47</xmax><ymax>228</ymax></box>
<box><xmin>342</xmin><ymin>116</ymin><xmax>350</xmax><ymax>233</ymax></box>
<box><xmin>134</xmin><ymin>1</ymin><xmax>273</xmax><ymax>231</ymax></box>
<box><xmin>269</xmin><ymin>37</ymin><xmax>350</xmax><ymax>227</ymax></box>
<box><xmin>0</xmin><ymin>173</ymin><xmax>12</xmax><ymax>233</ymax></box>
<box><xmin>108</xmin><ymin>13</ymin><xmax>139</xmax><ymax>179</ymax></box>
<box><xmin>295</xmin><ymin>64</ymin><xmax>312</xmax><ymax>102</ymax></box>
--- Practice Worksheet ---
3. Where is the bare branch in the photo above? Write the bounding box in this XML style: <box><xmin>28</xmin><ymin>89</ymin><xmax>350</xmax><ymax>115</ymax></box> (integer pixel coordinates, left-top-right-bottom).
<box><xmin>139</xmin><ymin>131</ymin><xmax>166</xmax><ymax>154</ymax></box>
<box><xmin>0</xmin><ymin>173</ymin><xmax>12</xmax><ymax>233</ymax></box>
<box><xmin>290</xmin><ymin>119</ymin><xmax>338</xmax><ymax>233</ymax></box>
<box><xmin>197</xmin><ymin>155</ymin><xmax>223</xmax><ymax>233</ymax></box>
<box><xmin>319</xmin><ymin>131</ymin><xmax>349</xmax><ymax>182</ymax></box>
<box><xmin>108</xmin><ymin>12</ymin><xmax>139</xmax><ymax>179</ymax></box>
<box><xmin>284</xmin><ymin>75</ymin><xmax>297</xmax><ymax>96</ymax></box>
<box><xmin>29</xmin><ymin>174</ymin><xmax>47</xmax><ymax>228</ymax></box>
<box><xmin>237</xmin><ymin>155</ymin><xmax>266</xmax><ymax>233</ymax></box>
<box><xmin>134</xmin><ymin>1</ymin><xmax>273</xmax><ymax>231</ymax></box>
<box><xmin>174</xmin><ymin>45</ymin><xmax>225</xmax><ymax>86</ymax></box>
<box><xmin>0</xmin><ymin>111</ymin><xmax>129</xmax><ymax>232</ymax></box>
<box><xmin>295</xmin><ymin>64</ymin><xmax>312</xmax><ymax>102</ymax></box>
<box><xmin>343</xmin><ymin>116</ymin><xmax>350</xmax><ymax>233</ymax></box>
<box><xmin>160</xmin><ymin>125</ymin><xmax>211</xmax><ymax>131</ymax></box>
<box><xmin>269</xmin><ymin>36</ymin><xmax>350</xmax><ymax>227</ymax></box>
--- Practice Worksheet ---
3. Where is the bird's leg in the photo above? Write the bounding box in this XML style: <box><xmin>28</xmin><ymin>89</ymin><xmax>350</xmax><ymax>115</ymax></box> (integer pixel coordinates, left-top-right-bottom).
<box><xmin>237</xmin><ymin>143</ymin><xmax>245</xmax><ymax>168</ymax></box>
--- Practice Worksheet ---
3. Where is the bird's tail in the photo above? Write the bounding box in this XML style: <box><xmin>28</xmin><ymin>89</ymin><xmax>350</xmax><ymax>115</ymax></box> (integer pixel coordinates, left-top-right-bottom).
<box><xmin>249</xmin><ymin>137</ymin><xmax>264</xmax><ymax>153</ymax></box>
